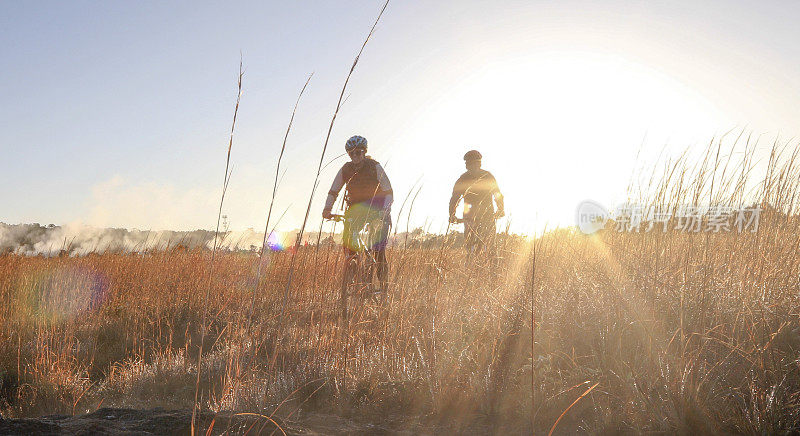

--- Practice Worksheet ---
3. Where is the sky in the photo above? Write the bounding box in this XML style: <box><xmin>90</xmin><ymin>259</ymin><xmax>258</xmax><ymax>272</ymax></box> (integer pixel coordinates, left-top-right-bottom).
<box><xmin>2</xmin><ymin>0</ymin><xmax>800</xmax><ymax>236</ymax></box>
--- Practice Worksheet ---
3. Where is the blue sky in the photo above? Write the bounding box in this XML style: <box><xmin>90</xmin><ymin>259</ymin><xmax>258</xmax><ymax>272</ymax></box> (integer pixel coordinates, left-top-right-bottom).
<box><xmin>2</xmin><ymin>1</ymin><xmax>800</xmax><ymax>234</ymax></box>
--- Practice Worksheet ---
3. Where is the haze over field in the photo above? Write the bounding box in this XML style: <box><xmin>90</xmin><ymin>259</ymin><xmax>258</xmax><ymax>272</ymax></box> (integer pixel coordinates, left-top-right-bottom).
<box><xmin>3</xmin><ymin>1</ymin><xmax>800</xmax><ymax>234</ymax></box>
<box><xmin>0</xmin><ymin>222</ymin><xmax>438</xmax><ymax>255</ymax></box>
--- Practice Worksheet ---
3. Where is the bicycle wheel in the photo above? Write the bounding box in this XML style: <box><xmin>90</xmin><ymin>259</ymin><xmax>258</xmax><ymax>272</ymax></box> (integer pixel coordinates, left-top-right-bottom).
<box><xmin>341</xmin><ymin>256</ymin><xmax>358</xmax><ymax>322</ymax></box>
<box><xmin>362</xmin><ymin>250</ymin><xmax>377</xmax><ymax>291</ymax></box>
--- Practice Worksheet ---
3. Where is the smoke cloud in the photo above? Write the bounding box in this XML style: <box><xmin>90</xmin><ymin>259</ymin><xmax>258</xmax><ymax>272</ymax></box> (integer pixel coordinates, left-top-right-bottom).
<box><xmin>0</xmin><ymin>223</ymin><xmax>302</xmax><ymax>256</ymax></box>
<box><xmin>0</xmin><ymin>222</ymin><xmax>446</xmax><ymax>256</ymax></box>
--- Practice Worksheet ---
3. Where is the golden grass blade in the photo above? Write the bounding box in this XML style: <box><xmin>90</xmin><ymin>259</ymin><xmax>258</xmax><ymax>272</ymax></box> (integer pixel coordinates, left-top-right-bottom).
<box><xmin>547</xmin><ymin>382</ymin><xmax>599</xmax><ymax>436</ymax></box>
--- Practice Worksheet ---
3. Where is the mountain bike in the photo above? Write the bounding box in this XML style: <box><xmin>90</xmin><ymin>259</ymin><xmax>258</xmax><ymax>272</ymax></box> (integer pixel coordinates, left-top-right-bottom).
<box><xmin>449</xmin><ymin>213</ymin><xmax>501</xmax><ymax>253</ymax></box>
<box><xmin>326</xmin><ymin>214</ymin><xmax>384</xmax><ymax>323</ymax></box>
<box><xmin>450</xmin><ymin>214</ymin><xmax>501</xmax><ymax>277</ymax></box>
<box><xmin>326</xmin><ymin>212</ymin><xmax>388</xmax><ymax>394</ymax></box>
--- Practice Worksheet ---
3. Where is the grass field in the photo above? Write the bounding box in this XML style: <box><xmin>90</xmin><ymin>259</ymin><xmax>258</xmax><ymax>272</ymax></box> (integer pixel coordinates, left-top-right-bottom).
<box><xmin>2</xmin><ymin>139</ymin><xmax>800</xmax><ymax>434</ymax></box>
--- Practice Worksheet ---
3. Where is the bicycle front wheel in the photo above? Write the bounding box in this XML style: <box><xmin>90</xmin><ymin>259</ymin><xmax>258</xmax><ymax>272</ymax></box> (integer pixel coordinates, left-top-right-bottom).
<box><xmin>340</xmin><ymin>256</ymin><xmax>358</xmax><ymax>322</ymax></box>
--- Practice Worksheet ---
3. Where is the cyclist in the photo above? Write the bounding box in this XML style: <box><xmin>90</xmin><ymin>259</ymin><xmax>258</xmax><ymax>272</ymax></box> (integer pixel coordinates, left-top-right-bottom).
<box><xmin>322</xmin><ymin>135</ymin><xmax>393</xmax><ymax>291</ymax></box>
<box><xmin>449</xmin><ymin>150</ymin><xmax>504</xmax><ymax>252</ymax></box>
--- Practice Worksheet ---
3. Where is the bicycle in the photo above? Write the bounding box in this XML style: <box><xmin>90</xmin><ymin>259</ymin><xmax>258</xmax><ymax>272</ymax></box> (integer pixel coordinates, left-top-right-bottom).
<box><xmin>450</xmin><ymin>214</ymin><xmax>502</xmax><ymax>277</ymax></box>
<box><xmin>326</xmin><ymin>214</ymin><xmax>385</xmax><ymax>323</ymax></box>
<box><xmin>449</xmin><ymin>213</ymin><xmax>502</xmax><ymax>253</ymax></box>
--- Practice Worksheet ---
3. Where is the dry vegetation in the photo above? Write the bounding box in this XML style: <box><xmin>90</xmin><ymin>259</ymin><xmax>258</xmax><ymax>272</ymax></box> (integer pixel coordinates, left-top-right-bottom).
<box><xmin>2</xmin><ymin>137</ymin><xmax>800</xmax><ymax>434</ymax></box>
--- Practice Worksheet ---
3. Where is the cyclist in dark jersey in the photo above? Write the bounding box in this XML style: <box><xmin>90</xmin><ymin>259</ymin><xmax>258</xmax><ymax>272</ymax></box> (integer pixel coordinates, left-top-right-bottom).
<box><xmin>449</xmin><ymin>150</ymin><xmax>504</xmax><ymax>252</ymax></box>
<box><xmin>323</xmin><ymin>135</ymin><xmax>393</xmax><ymax>290</ymax></box>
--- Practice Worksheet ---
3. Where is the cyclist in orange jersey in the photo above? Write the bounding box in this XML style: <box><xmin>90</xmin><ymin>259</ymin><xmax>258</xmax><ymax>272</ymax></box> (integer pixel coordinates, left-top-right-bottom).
<box><xmin>323</xmin><ymin>135</ymin><xmax>393</xmax><ymax>290</ymax></box>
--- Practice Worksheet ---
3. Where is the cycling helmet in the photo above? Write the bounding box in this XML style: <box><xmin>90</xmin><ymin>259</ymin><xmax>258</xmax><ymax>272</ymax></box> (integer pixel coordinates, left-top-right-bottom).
<box><xmin>464</xmin><ymin>150</ymin><xmax>482</xmax><ymax>161</ymax></box>
<box><xmin>345</xmin><ymin>135</ymin><xmax>368</xmax><ymax>152</ymax></box>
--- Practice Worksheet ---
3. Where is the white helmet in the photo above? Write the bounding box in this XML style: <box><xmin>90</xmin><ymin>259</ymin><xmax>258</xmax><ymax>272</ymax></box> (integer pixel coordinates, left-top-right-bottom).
<box><xmin>345</xmin><ymin>135</ymin><xmax>368</xmax><ymax>152</ymax></box>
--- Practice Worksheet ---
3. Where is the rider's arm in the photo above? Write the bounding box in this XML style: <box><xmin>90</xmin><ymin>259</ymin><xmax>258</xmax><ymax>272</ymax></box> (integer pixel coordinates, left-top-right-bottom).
<box><xmin>375</xmin><ymin>162</ymin><xmax>394</xmax><ymax>210</ymax></box>
<box><xmin>449</xmin><ymin>176</ymin><xmax>465</xmax><ymax>218</ymax></box>
<box><xmin>488</xmin><ymin>173</ymin><xmax>505</xmax><ymax>216</ymax></box>
<box><xmin>323</xmin><ymin>167</ymin><xmax>345</xmax><ymax>213</ymax></box>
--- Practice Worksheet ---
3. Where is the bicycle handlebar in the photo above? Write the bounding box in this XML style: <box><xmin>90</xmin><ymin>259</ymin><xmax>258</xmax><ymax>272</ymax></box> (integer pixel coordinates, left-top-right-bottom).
<box><xmin>451</xmin><ymin>213</ymin><xmax>503</xmax><ymax>224</ymax></box>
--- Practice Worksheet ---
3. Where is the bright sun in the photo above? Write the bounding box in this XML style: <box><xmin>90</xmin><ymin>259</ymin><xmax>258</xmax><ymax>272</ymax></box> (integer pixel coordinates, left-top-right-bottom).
<box><xmin>398</xmin><ymin>52</ymin><xmax>730</xmax><ymax>233</ymax></box>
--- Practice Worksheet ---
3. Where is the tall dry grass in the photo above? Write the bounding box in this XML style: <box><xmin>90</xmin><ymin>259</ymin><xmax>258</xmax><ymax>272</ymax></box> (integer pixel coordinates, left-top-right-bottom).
<box><xmin>2</xmin><ymin>136</ymin><xmax>800</xmax><ymax>433</ymax></box>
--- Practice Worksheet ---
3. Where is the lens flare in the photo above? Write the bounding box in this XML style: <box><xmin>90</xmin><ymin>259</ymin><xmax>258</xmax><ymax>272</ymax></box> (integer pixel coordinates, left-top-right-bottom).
<box><xmin>267</xmin><ymin>231</ymin><xmax>289</xmax><ymax>251</ymax></box>
<box><xmin>16</xmin><ymin>265</ymin><xmax>109</xmax><ymax>323</ymax></box>
<box><xmin>342</xmin><ymin>203</ymin><xmax>391</xmax><ymax>252</ymax></box>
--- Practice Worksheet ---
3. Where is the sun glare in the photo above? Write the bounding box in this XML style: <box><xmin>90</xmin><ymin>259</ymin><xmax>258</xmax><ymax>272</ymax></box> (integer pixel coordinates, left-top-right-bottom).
<box><xmin>402</xmin><ymin>52</ymin><xmax>730</xmax><ymax>232</ymax></box>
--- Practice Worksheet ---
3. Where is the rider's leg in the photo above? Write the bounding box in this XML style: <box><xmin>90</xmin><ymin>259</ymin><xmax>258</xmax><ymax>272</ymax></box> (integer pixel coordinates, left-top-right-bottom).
<box><xmin>462</xmin><ymin>219</ymin><xmax>478</xmax><ymax>290</ymax></box>
<box><xmin>480</xmin><ymin>218</ymin><xmax>499</xmax><ymax>274</ymax></box>
<box><xmin>373</xmin><ymin>213</ymin><xmax>391</xmax><ymax>291</ymax></box>
<box><xmin>375</xmin><ymin>248</ymin><xmax>388</xmax><ymax>288</ymax></box>
<box><xmin>342</xmin><ymin>206</ymin><xmax>362</xmax><ymax>254</ymax></box>
<box><xmin>340</xmin><ymin>207</ymin><xmax>362</xmax><ymax>317</ymax></box>
<box><xmin>464</xmin><ymin>219</ymin><xmax>478</xmax><ymax>252</ymax></box>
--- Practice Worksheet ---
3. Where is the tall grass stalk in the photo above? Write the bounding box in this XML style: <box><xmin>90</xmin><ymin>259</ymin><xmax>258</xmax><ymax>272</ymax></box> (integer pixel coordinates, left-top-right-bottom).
<box><xmin>191</xmin><ymin>59</ymin><xmax>243</xmax><ymax>436</ymax></box>
<box><xmin>281</xmin><ymin>0</ymin><xmax>390</xmax><ymax>315</ymax></box>
<box><xmin>248</xmin><ymin>74</ymin><xmax>313</xmax><ymax>331</ymax></box>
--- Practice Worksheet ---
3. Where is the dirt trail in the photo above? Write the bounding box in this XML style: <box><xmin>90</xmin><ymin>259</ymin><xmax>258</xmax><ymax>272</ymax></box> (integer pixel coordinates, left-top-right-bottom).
<box><xmin>0</xmin><ymin>407</ymin><xmax>405</xmax><ymax>435</ymax></box>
